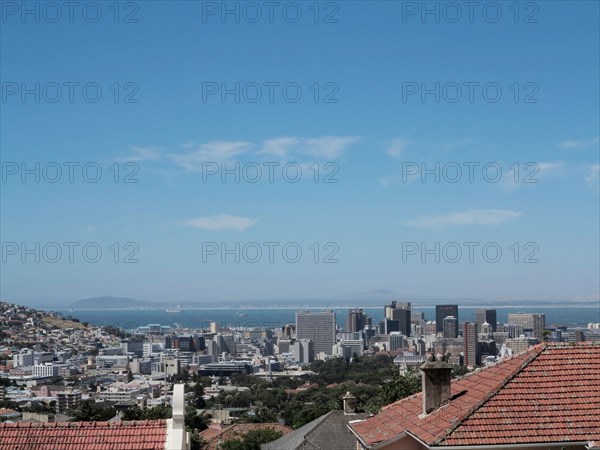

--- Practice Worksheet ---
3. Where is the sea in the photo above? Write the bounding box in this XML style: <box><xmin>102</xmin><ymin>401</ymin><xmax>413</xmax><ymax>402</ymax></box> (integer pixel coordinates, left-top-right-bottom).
<box><xmin>53</xmin><ymin>306</ymin><xmax>600</xmax><ymax>332</ymax></box>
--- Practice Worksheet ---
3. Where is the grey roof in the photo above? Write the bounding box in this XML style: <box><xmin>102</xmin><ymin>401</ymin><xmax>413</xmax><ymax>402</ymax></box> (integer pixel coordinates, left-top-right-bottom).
<box><xmin>262</xmin><ymin>410</ymin><xmax>370</xmax><ymax>450</ymax></box>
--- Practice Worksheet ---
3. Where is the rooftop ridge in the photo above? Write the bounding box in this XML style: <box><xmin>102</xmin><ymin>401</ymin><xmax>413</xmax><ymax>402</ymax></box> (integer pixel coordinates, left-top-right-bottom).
<box><xmin>0</xmin><ymin>419</ymin><xmax>168</xmax><ymax>429</ymax></box>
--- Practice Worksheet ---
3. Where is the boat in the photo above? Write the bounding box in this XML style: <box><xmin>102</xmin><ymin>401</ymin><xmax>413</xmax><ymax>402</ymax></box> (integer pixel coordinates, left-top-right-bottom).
<box><xmin>165</xmin><ymin>305</ymin><xmax>182</xmax><ymax>313</ymax></box>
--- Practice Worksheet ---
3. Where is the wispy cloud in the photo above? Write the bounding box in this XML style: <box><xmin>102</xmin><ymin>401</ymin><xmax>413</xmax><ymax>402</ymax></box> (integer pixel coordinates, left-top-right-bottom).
<box><xmin>168</xmin><ymin>141</ymin><xmax>252</xmax><ymax>171</ymax></box>
<box><xmin>116</xmin><ymin>146</ymin><xmax>161</xmax><ymax>162</ymax></box>
<box><xmin>168</xmin><ymin>136</ymin><xmax>358</xmax><ymax>171</ymax></box>
<box><xmin>182</xmin><ymin>214</ymin><xmax>256</xmax><ymax>231</ymax></box>
<box><xmin>585</xmin><ymin>164</ymin><xmax>600</xmax><ymax>188</ymax></box>
<box><xmin>558</xmin><ymin>136</ymin><xmax>599</xmax><ymax>149</ymax></box>
<box><xmin>288</xmin><ymin>136</ymin><xmax>360</xmax><ymax>159</ymax></box>
<box><xmin>402</xmin><ymin>209</ymin><xmax>523</xmax><ymax>229</ymax></box>
<box><xmin>258</xmin><ymin>137</ymin><xmax>301</xmax><ymax>158</ymax></box>
<box><xmin>386</xmin><ymin>138</ymin><xmax>409</xmax><ymax>158</ymax></box>
<box><xmin>500</xmin><ymin>161</ymin><xmax>565</xmax><ymax>190</ymax></box>
<box><xmin>536</xmin><ymin>161</ymin><xmax>566</xmax><ymax>177</ymax></box>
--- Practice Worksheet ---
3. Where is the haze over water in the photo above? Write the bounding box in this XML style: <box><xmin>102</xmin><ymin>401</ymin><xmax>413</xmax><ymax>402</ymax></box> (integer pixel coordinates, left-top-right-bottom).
<box><xmin>57</xmin><ymin>306</ymin><xmax>600</xmax><ymax>331</ymax></box>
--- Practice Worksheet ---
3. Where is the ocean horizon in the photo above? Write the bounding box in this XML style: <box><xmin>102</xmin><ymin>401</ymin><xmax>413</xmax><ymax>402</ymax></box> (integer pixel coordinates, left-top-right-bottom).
<box><xmin>53</xmin><ymin>305</ymin><xmax>600</xmax><ymax>331</ymax></box>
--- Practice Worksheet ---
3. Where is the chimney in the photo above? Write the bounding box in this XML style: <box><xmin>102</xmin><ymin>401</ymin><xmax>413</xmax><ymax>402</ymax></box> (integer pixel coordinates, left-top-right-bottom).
<box><xmin>342</xmin><ymin>391</ymin><xmax>357</xmax><ymax>415</ymax></box>
<box><xmin>420</xmin><ymin>353</ymin><xmax>452</xmax><ymax>415</ymax></box>
<box><xmin>166</xmin><ymin>384</ymin><xmax>187</xmax><ymax>450</ymax></box>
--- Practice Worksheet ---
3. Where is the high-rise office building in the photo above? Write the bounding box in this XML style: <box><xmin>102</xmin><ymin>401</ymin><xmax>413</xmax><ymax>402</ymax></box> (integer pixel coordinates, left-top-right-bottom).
<box><xmin>293</xmin><ymin>339</ymin><xmax>314</xmax><ymax>364</ymax></box>
<box><xmin>384</xmin><ymin>301</ymin><xmax>411</xmax><ymax>336</ymax></box>
<box><xmin>214</xmin><ymin>334</ymin><xmax>236</xmax><ymax>356</ymax></box>
<box><xmin>436</xmin><ymin>305</ymin><xmax>458</xmax><ymax>334</ymax></box>
<box><xmin>464</xmin><ymin>322</ymin><xmax>480</xmax><ymax>368</ymax></box>
<box><xmin>475</xmin><ymin>309</ymin><xmax>497</xmax><ymax>333</ymax></box>
<box><xmin>411</xmin><ymin>311</ymin><xmax>425</xmax><ymax>323</ymax></box>
<box><xmin>508</xmin><ymin>313</ymin><xmax>546</xmax><ymax>339</ymax></box>
<box><xmin>443</xmin><ymin>316</ymin><xmax>459</xmax><ymax>338</ymax></box>
<box><xmin>388</xmin><ymin>332</ymin><xmax>405</xmax><ymax>351</ymax></box>
<box><xmin>296</xmin><ymin>311</ymin><xmax>336</xmax><ymax>356</ymax></box>
<box><xmin>347</xmin><ymin>309</ymin><xmax>368</xmax><ymax>332</ymax></box>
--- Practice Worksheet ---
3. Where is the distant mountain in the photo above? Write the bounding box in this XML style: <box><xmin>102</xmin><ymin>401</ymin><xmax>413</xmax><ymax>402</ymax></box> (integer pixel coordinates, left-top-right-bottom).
<box><xmin>69</xmin><ymin>296</ymin><xmax>159</xmax><ymax>309</ymax></box>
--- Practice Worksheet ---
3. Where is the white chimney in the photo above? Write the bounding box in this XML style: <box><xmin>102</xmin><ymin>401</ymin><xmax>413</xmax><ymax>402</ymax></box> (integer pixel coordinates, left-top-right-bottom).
<box><xmin>165</xmin><ymin>384</ymin><xmax>188</xmax><ymax>450</ymax></box>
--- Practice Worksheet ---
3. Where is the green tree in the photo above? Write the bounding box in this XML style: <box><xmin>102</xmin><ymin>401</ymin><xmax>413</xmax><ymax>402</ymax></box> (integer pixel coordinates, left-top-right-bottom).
<box><xmin>381</xmin><ymin>373</ymin><xmax>421</xmax><ymax>405</ymax></box>
<box><xmin>221</xmin><ymin>428</ymin><xmax>284</xmax><ymax>450</ymax></box>
<box><xmin>542</xmin><ymin>330</ymin><xmax>551</xmax><ymax>342</ymax></box>
<box><xmin>69</xmin><ymin>400</ymin><xmax>116</xmax><ymax>422</ymax></box>
<box><xmin>191</xmin><ymin>382</ymin><xmax>206</xmax><ymax>408</ymax></box>
<box><xmin>185</xmin><ymin>406</ymin><xmax>210</xmax><ymax>432</ymax></box>
<box><xmin>122</xmin><ymin>404</ymin><xmax>172</xmax><ymax>421</ymax></box>
<box><xmin>189</xmin><ymin>431</ymin><xmax>207</xmax><ymax>450</ymax></box>
<box><xmin>452</xmin><ymin>365</ymin><xmax>469</xmax><ymax>377</ymax></box>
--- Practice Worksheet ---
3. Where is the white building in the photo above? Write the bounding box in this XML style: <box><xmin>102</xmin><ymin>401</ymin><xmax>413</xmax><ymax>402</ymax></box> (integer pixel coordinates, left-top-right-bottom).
<box><xmin>13</xmin><ymin>350</ymin><xmax>34</xmax><ymax>367</ymax></box>
<box><xmin>32</xmin><ymin>364</ymin><xmax>58</xmax><ymax>378</ymax></box>
<box><xmin>333</xmin><ymin>340</ymin><xmax>364</xmax><ymax>359</ymax></box>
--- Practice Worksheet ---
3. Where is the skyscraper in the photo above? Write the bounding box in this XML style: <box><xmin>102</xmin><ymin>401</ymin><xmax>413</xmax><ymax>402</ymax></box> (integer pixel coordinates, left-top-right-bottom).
<box><xmin>436</xmin><ymin>305</ymin><xmax>458</xmax><ymax>334</ymax></box>
<box><xmin>293</xmin><ymin>339</ymin><xmax>314</xmax><ymax>363</ymax></box>
<box><xmin>508</xmin><ymin>313</ymin><xmax>546</xmax><ymax>339</ymax></box>
<box><xmin>296</xmin><ymin>311</ymin><xmax>336</xmax><ymax>356</ymax></box>
<box><xmin>347</xmin><ymin>308</ymin><xmax>367</xmax><ymax>332</ymax></box>
<box><xmin>384</xmin><ymin>301</ymin><xmax>411</xmax><ymax>336</ymax></box>
<box><xmin>442</xmin><ymin>316</ymin><xmax>458</xmax><ymax>338</ymax></box>
<box><xmin>464</xmin><ymin>322</ymin><xmax>480</xmax><ymax>368</ymax></box>
<box><xmin>475</xmin><ymin>309</ymin><xmax>497</xmax><ymax>333</ymax></box>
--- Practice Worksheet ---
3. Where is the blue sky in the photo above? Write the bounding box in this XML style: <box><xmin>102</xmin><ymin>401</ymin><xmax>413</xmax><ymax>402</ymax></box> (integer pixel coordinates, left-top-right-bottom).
<box><xmin>1</xmin><ymin>1</ymin><xmax>599</xmax><ymax>307</ymax></box>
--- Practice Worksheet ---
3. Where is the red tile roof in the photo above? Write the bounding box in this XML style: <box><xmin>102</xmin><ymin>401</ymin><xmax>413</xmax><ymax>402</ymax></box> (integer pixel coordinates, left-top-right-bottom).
<box><xmin>0</xmin><ymin>420</ymin><xmax>167</xmax><ymax>450</ymax></box>
<box><xmin>351</xmin><ymin>343</ymin><xmax>600</xmax><ymax>447</ymax></box>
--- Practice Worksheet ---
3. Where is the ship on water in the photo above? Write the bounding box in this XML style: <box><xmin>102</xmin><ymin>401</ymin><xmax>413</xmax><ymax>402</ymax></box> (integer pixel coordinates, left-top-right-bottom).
<box><xmin>165</xmin><ymin>305</ymin><xmax>182</xmax><ymax>313</ymax></box>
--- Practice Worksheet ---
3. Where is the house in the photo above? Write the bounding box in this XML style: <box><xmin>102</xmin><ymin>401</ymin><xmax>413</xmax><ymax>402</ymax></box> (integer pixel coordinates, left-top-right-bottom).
<box><xmin>0</xmin><ymin>384</ymin><xmax>189</xmax><ymax>450</ymax></box>
<box><xmin>349</xmin><ymin>342</ymin><xmax>600</xmax><ymax>450</ymax></box>
<box><xmin>262</xmin><ymin>392</ymin><xmax>370</xmax><ymax>450</ymax></box>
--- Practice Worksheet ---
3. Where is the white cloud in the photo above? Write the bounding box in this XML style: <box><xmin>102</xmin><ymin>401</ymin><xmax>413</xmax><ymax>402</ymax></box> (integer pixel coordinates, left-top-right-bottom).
<box><xmin>298</xmin><ymin>136</ymin><xmax>360</xmax><ymax>159</ymax></box>
<box><xmin>558</xmin><ymin>136</ymin><xmax>599</xmax><ymax>149</ymax></box>
<box><xmin>116</xmin><ymin>146</ymin><xmax>161</xmax><ymax>162</ymax></box>
<box><xmin>535</xmin><ymin>161</ymin><xmax>565</xmax><ymax>177</ymax></box>
<box><xmin>182</xmin><ymin>214</ymin><xmax>256</xmax><ymax>231</ymax></box>
<box><xmin>585</xmin><ymin>164</ymin><xmax>600</xmax><ymax>187</ymax></box>
<box><xmin>168</xmin><ymin>141</ymin><xmax>252</xmax><ymax>171</ymax></box>
<box><xmin>258</xmin><ymin>137</ymin><xmax>301</xmax><ymax>158</ymax></box>
<box><xmin>386</xmin><ymin>138</ymin><xmax>409</xmax><ymax>158</ymax></box>
<box><xmin>402</xmin><ymin>209</ymin><xmax>523</xmax><ymax>229</ymax></box>
<box><xmin>168</xmin><ymin>136</ymin><xmax>358</xmax><ymax>171</ymax></box>
<box><xmin>500</xmin><ymin>161</ymin><xmax>565</xmax><ymax>190</ymax></box>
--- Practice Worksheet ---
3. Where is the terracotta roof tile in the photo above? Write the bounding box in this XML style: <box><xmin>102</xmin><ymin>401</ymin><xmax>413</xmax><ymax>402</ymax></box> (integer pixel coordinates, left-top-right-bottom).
<box><xmin>0</xmin><ymin>420</ymin><xmax>167</xmax><ymax>450</ymax></box>
<box><xmin>351</xmin><ymin>343</ymin><xmax>600</xmax><ymax>447</ymax></box>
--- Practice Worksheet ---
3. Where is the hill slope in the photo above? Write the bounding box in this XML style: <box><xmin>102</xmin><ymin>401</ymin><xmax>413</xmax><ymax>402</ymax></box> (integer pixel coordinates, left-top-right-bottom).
<box><xmin>69</xmin><ymin>296</ymin><xmax>158</xmax><ymax>309</ymax></box>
